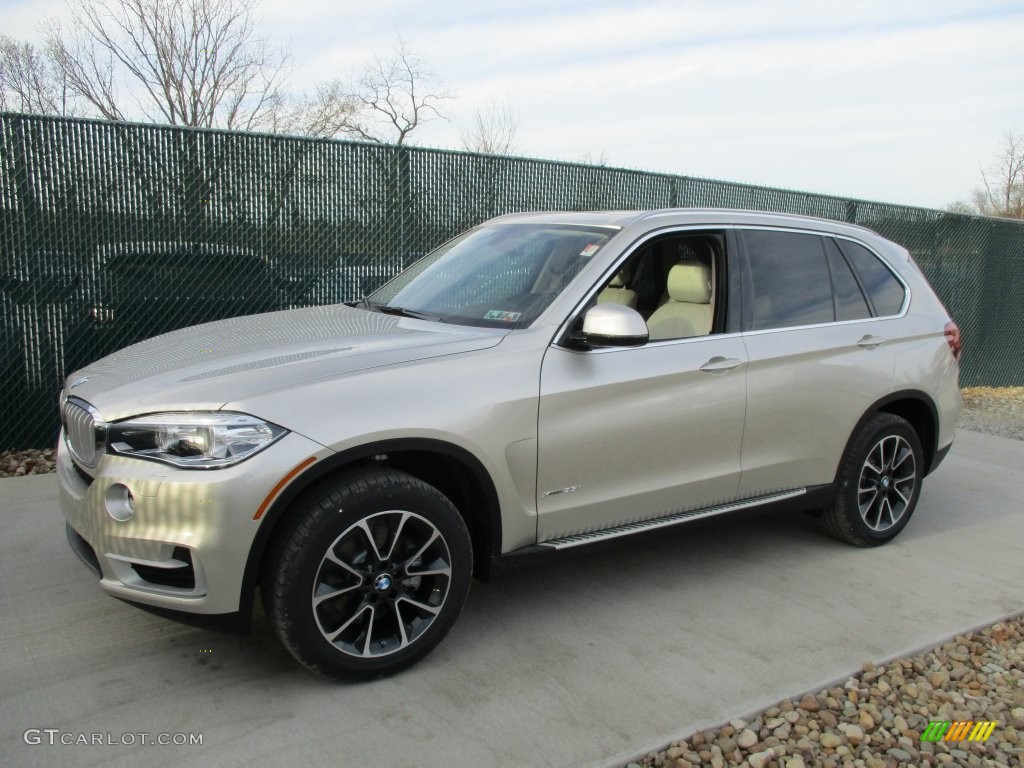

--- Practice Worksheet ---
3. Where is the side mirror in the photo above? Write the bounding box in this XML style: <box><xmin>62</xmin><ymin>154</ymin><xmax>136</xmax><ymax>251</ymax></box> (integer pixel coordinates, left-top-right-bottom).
<box><xmin>579</xmin><ymin>303</ymin><xmax>648</xmax><ymax>348</ymax></box>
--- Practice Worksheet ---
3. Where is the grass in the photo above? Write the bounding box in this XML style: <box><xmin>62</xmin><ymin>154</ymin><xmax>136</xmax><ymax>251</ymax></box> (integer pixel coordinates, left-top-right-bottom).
<box><xmin>961</xmin><ymin>387</ymin><xmax>1024</xmax><ymax>410</ymax></box>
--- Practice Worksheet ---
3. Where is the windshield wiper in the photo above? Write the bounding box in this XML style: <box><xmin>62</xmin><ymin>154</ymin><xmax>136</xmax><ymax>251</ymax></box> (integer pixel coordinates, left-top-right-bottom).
<box><xmin>370</xmin><ymin>304</ymin><xmax>441</xmax><ymax>321</ymax></box>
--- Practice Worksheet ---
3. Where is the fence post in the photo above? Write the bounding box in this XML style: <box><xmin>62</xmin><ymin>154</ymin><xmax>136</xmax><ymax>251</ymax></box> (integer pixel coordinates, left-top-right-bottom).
<box><xmin>10</xmin><ymin>116</ymin><xmax>39</xmax><ymax>268</ymax></box>
<box><xmin>3</xmin><ymin>115</ymin><xmax>41</xmax><ymax>447</ymax></box>
<box><xmin>399</xmin><ymin>145</ymin><xmax>411</xmax><ymax>262</ymax></box>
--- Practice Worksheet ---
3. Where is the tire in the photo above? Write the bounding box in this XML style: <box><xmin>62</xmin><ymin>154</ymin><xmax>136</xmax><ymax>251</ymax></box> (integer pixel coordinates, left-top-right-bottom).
<box><xmin>263</xmin><ymin>467</ymin><xmax>472</xmax><ymax>680</ymax></box>
<box><xmin>822</xmin><ymin>413</ymin><xmax>924</xmax><ymax>547</ymax></box>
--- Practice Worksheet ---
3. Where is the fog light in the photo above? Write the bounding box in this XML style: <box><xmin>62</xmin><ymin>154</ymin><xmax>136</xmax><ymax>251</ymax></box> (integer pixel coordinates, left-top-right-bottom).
<box><xmin>105</xmin><ymin>483</ymin><xmax>136</xmax><ymax>522</ymax></box>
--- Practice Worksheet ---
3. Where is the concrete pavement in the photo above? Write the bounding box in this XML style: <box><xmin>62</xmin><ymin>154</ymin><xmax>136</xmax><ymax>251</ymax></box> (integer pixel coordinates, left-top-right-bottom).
<box><xmin>2</xmin><ymin>428</ymin><xmax>1022</xmax><ymax>768</ymax></box>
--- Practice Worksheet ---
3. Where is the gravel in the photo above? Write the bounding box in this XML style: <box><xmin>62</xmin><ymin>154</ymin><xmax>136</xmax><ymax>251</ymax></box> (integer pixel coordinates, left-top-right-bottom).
<box><xmin>0</xmin><ymin>448</ymin><xmax>55</xmax><ymax>477</ymax></box>
<box><xmin>5</xmin><ymin>391</ymin><xmax>1024</xmax><ymax>767</ymax></box>
<box><xmin>626</xmin><ymin>617</ymin><xmax>1024</xmax><ymax>768</ymax></box>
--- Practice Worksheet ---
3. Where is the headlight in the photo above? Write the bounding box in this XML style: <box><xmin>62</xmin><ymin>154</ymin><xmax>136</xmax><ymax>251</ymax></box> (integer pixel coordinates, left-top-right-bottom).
<box><xmin>107</xmin><ymin>412</ymin><xmax>287</xmax><ymax>468</ymax></box>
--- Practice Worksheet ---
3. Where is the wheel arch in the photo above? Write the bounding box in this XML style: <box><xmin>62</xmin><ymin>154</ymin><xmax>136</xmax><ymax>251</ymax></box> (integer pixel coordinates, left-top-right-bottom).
<box><xmin>841</xmin><ymin>390</ymin><xmax>940</xmax><ymax>480</ymax></box>
<box><xmin>238</xmin><ymin>438</ymin><xmax>503</xmax><ymax>621</ymax></box>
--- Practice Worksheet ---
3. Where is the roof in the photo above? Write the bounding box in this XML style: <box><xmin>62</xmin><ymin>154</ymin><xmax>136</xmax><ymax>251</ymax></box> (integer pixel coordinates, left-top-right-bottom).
<box><xmin>486</xmin><ymin>208</ymin><xmax>879</xmax><ymax>237</ymax></box>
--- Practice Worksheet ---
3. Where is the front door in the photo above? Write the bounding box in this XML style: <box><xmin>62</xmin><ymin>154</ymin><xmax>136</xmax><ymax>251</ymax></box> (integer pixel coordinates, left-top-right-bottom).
<box><xmin>536</xmin><ymin>335</ymin><xmax>748</xmax><ymax>541</ymax></box>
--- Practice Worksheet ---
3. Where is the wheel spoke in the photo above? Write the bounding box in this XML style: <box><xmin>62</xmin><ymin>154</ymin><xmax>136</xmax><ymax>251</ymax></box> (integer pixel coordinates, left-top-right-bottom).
<box><xmin>401</xmin><ymin>530</ymin><xmax>440</xmax><ymax>574</ymax></box>
<box><xmin>881</xmin><ymin>497</ymin><xmax>895</xmax><ymax>528</ymax></box>
<box><xmin>881</xmin><ymin>437</ymin><xmax>896</xmax><ymax>471</ymax></box>
<box><xmin>392</xmin><ymin>601</ymin><xmax>410</xmax><ymax>649</ymax></box>
<box><xmin>396</xmin><ymin>595</ymin><xmax>442</xmax><ymax>616</ymax></box>
<box><xmin>891</xmin><ymin>446</ymin><xmax>912</xmax><ymax>471</ymax></box>
<box><xmin>864</xmin><ymin>453</ymin><xmax>883</xmax><ymax>475</ymax></box>
<box><xmin>356</xmin><ymin>519</ymin><xmax>386</xmax><ymax>563</ymax></box>
<box><xmin>893</xmin><ymin>485</ymin><xmax>912</xmax><ymax>506</ymax></box>
<box><xmin>894</xmin><ymin>462</ymin><xmax>916</xmax><ymax>482</ymax></box>
<box><xmin>313</xmin><ymin>583</ymin><xmax>361</xmax><ymax>607</ymax></box>
<box><xmin>894</xmin><ymin>474</ymin><xmax>915</xmax><ymax>490</ymax></box>
<box><xmin>325</xmin><ymin>550</ymin><xmax>365</xmax><ymax>580</ymax></box>
<box><xmin>405</xmin><ymin>565</ymin><xmax>451</xmax><ymax>579</ymax></box>
<box><xmin>864</xmin><ymin>499</ymin><xmax>880</xmax><ymax>528</ymax></box>
<box><xmin>361</xmin><ymin>605</ymin><xmax>377</xmax><ymax>657</ymax></box>
<box><xmin>859</xmin><ymin>488</ymin><xmax>878</xmax><ymax>514</ymax></box>
<box><xmin>326</xmin><ymin>603</ymin><xmax>371</xmax><ymax>643</ymax></box>
<box><xmin>381</xmin><ymin>511</ymin><xmax>412</xmax><ymax>562</ymax></box>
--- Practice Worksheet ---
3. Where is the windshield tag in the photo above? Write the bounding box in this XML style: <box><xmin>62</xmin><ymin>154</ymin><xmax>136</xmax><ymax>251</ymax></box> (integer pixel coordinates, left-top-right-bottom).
<box><xmin>484</xmin><ymin>310</ymin><xmax>522</xmax><ymax>322</ymax></box>
<box><xmin>580</xmin><ymin>244</ymin><xmax>601</xmax><ymax>257</ymax></box>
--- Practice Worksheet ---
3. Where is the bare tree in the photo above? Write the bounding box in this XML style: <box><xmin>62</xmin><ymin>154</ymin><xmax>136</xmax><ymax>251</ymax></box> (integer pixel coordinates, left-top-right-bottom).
<box><xmin>944</xmin><ymin>200</ymin><xmax>976</xmax><ymax>216</ymax></box>
<box><xmin>349</xmin><ymin>38</ymin><xmax>452</xmax><ymax>145</ymax></box>
<box><xmin>296</xmin><ymin>39</ymin><xmax>451</xmax><ymax>145</ymax></box>
<box><xmin>44</xmin><ymin>0</ymin><xmax>291</xmax><ymax>130</ymax></box>
<box><xmin>459</xmin><ymin>99</ymin><xmax>518</xmax><ymax>155</ymax></box>
<box><xmin>0</xmin><ymin>35</ymin><xmax>80</xmax><ymax>115</ymax></box>
<box><xmin>279</xmin><ymin>80</ymin><xmax>358</xmax><ymax>138</ymax></box>
<box><xmin>976</xmin><ymin>130</ymin><xmax>1024</xmax><ymax>220</ymax></box>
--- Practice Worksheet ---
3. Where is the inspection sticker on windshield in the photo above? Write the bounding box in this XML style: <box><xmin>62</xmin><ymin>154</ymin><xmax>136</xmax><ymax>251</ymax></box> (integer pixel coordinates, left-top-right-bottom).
<box><xmin>580</xmin><ymin>244</ymin><xmax>601</xmax><ymax>257</ymax></box>
<box><xmin>484</xmin><ymin>310</ymin><xmax>522</xmax><ymax>322</ymax></box>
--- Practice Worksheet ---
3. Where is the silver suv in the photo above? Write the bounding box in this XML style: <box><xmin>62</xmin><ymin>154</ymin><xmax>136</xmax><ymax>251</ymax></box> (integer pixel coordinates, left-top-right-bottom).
<box><xmin>58</xmin><ymin>209</ymin><xmax>962</xmax><ymax>679</ymax></box>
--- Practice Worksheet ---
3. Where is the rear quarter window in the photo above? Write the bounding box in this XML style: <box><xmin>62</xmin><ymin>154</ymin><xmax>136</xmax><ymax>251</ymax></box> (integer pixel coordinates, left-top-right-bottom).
<box><xmin>837</xmin><ymin>240</ymin><xmax>906</xmax><ymax>317</ymax></box>
<box><xmin>826</xmin><ymin>241</ymin><xmax>872</xmax><ymax>322</ymax></box>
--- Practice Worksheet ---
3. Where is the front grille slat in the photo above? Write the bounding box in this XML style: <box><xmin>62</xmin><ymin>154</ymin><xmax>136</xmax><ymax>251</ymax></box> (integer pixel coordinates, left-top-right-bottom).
<box><xmin>61</xmin><ymin>397</ymin><xmax>104</xmax><ymax>472</ymax></box>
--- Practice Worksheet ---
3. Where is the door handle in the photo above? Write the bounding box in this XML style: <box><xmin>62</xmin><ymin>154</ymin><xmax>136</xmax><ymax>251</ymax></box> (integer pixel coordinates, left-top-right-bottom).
<box><xmin>699</xmin><ymin>356</ymin><xmax>743</xmax><ymax>374</ymax></box>
<box><xmin>857</xmin><ymin>334</ymin><xmax>887</xmax><ymax>349</ymax></box>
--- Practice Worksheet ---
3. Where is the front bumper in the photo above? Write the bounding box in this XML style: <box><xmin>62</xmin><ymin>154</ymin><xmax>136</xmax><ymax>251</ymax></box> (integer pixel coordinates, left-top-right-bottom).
<box><xmin>58</xmin><ymin>429</ymin><xmax>329</xmax><ymax>615</ymax></box>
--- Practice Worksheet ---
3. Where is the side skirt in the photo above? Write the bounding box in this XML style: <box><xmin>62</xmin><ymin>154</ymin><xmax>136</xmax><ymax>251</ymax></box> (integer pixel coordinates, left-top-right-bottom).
<box><xmin>541</xmin><ymin>488</ymin><xmax>807</xmax><ymax>550</ymax></box>
<box><xmin>491</xmin><ymin>484</ymin><xmax>834</xmax><ymax>571</ymax></box>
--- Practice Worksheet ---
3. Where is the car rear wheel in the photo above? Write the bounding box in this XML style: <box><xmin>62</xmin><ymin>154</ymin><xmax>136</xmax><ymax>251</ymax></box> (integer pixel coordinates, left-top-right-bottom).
<box><xmin>822</xmin><ymin>413</ymin><xmax>923</xmax><ymax>547</ymax></box>
<box><xmin>264</xmin><ymin>467</ymin><xmax>472</xmax><ymax>680</ymax></box>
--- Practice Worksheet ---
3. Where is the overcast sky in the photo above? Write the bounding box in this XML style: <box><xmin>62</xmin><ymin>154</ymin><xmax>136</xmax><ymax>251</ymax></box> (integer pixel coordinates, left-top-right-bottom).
<box><xmin>3</xmin><ymin>0</ymin><xmax>1023</xmax><ymax>210</ymax></box>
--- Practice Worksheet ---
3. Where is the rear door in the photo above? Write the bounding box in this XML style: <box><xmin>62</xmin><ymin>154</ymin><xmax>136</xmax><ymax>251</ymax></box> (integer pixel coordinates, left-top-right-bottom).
<box><xmin>736</xmin><ymin>228</ymin><xmax>900</xmax><ymax>496</ymax></box>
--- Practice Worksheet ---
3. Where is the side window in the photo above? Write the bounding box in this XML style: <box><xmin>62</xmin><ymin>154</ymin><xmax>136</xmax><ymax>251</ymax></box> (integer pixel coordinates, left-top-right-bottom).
<box><xmin>826</xmin><ymin>241</ymin><xmax>872</xmax><ymax>321</ymax></box>
<box><xmin>837</xmin><ymin>240</ymin><xmax>906</xmax><ymax>317</ymax></box>
<box><xmin>595</xmin><ymin>233</ymin><xmax>724</xmax><ymax>341</ymax></box>
<box><xmin>742</xmin><ymin>230</ymin><xmax>833</xmax><ymax>331</ymax></box>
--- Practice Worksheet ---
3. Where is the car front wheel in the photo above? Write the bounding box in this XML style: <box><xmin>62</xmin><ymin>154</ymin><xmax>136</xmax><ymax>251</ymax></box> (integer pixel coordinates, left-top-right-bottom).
<box><xmin>822</xmin><ymin>412</ymin><xmax>923</xmax><ymax>547</ymax></box>
<box><xmin>264</xmin><ymin>467</ymin><xmax>472</xmax><ymax>680</ymax></box>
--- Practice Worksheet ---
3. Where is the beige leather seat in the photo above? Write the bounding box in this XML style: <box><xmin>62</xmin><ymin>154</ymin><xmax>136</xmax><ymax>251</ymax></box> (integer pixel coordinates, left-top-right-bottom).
<box><xmin>597</xmin><ymin>268</ymin><xmax>638</xmax><ymax>309</ymax></box>
<box><xmin>646</xmin><ymin>262</ymin><xmax>713</xmax><ymax>340</ymax></box>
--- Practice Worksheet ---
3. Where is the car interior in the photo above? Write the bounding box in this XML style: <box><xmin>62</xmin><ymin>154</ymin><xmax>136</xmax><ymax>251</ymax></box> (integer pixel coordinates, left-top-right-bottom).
<box><xmin>596</xmin><ymin>234</ymin><xmax>723</xmax><ymax>341</ymax></box>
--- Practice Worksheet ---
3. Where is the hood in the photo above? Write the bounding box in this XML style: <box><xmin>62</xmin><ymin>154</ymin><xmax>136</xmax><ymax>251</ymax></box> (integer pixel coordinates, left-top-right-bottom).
<box><xmin>64</xmin><ymin>304</ymin><xmax>506</xmax><ymax>421</ymax></box>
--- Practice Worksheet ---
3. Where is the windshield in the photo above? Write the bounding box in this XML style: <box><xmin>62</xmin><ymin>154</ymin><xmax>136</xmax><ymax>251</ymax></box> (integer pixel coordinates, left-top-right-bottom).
<box><xmin>363</xmin><ymin>222</ymin><xmax>618</xmax><ymax>328</ymax></box>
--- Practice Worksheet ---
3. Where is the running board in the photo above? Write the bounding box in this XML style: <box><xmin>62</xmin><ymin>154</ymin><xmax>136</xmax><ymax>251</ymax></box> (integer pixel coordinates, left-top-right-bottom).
<box><xmin>538</xmin><ymin>489</ymin><xmax>807</xmax><ymax>550</ymax></box>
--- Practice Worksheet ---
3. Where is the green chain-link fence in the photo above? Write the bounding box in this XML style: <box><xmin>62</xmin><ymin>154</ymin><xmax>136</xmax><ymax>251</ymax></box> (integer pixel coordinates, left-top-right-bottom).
<box><xmin>3</xmin><ymin>112</ymin><xmax>1023</xmax><ymax>449</ymax></box>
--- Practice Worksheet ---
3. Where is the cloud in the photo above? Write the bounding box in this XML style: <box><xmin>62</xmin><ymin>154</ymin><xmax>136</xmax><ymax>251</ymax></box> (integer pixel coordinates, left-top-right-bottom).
<box><xmin>409</xmin><ymin>2</ymin><xmax>1024</xmax><ymax>206</ymax></box>
<box><xmin>1</xmin><ymin>0</ymin><xmax>68</xmax><ymax>39</ymax></box>
<box><xmin>6</xmin><ymin>0</ymin><xmax>1022</xmax><ymax>206</ymax></box>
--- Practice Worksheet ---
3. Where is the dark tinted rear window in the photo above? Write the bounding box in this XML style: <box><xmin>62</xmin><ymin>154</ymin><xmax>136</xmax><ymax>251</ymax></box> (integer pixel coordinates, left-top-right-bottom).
<box><xmin>827</xmin><ymin>242</ymin><xmax>871</xmax><ymax>321</ymax></box>
<box><xmin>743</xmin><ymin>230</ymin><xmax>833</xmax><ymax>330</ymax></box>
<box><xmin>838</xmin><ymin>240</ymin><xmax>906</xmax><ymax>316</ymax></box>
